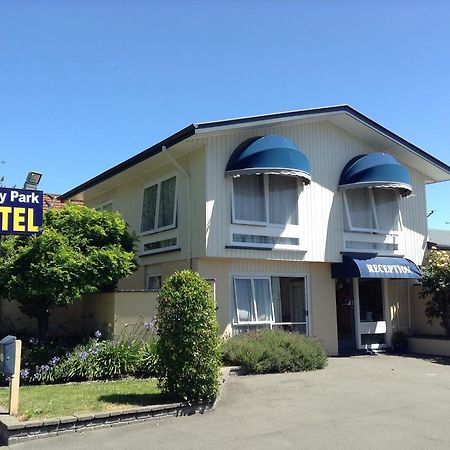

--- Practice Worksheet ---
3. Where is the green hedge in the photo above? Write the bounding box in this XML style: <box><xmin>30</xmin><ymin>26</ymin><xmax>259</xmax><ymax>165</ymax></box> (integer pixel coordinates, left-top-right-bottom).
<box><xmin>156</xmin><ymin>271</ymin><xmax>221</xmax><ymax>402</ymax></box>
<box><xmin>221</xmin><ymin>329</ymin><xmax>327</xmax><ymax>374</ymax></box>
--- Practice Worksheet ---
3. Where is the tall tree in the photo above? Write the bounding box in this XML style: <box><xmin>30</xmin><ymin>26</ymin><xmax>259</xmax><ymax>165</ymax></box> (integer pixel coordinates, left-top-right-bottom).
<box><xmin>0</xmin><ymin>204</ymin><xmax>137</xmax><ymax>335</ymax></box>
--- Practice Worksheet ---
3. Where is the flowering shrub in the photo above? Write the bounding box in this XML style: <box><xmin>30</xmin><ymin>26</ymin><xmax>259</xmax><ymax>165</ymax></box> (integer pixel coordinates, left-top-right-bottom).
<box><xmin>221</xmin><ymin>329</ymin><xmax>328</xmax><ymax>374</ymax></box>
<box><xmin>420</xmin><ymin>249</ymin><xmax>450</xmax><ymax>336</ymax></box>
<box><xmin>0</xmin><ymin>321</ymin><xmax>158</xmax><ymax>386</ymax></box>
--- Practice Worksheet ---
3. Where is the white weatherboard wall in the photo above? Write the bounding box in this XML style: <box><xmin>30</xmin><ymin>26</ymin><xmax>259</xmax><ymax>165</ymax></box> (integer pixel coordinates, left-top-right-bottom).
<box><xmin>203</xmin><ymin>119</ymin><xmax>428</xmax><ymax>265</ymax></box>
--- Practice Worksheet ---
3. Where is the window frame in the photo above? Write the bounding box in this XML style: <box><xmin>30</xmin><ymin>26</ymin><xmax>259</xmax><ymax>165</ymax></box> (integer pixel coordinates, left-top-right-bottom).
<box><xmin>94</xmin><ymin>200</ymin><xmax>114</xmax><ymax>212</ymax></box>
<box><xmin>233</xmin><ymin>276</ymin><xmax>274</xmax><ymax>324</ymax></box>
<box><xmin>231</xmin><ymin>274</ymin><xmax>310</xmax><ymax>333</ymax></box>
<box><xmin>343</xmin><ymin>187</ymin><xmax>402</xmax><ymax>235</ymax></box>
<box><xmin>146</xmin><ymin>274</ymin><xmax>162</xmax><ymax>291</ymax></box>
<box><xmin>231</xmin><ymin>174</ymin><xmax>299</xmax><ymax>227</ymax></box>
<box><xmin>140</xmin><ymin>174</ymin><xmax>178</xmax><ymax>236</ymax></box>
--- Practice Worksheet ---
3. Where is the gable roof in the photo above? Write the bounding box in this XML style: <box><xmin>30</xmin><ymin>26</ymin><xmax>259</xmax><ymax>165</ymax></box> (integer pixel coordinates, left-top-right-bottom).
<box><xmin>60</xmin><ymin>105</ymin><xmax>450</xmax><ymax>200</ymax></box>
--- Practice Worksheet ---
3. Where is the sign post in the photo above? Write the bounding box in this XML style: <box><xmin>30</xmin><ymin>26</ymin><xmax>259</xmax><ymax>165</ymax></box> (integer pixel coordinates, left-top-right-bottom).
<box><xmin>0</xmin><ymin>336</ymin><xmax>22</xmax><ymax>415</ymax></box>
<box><xmin>8</xmin><ymin>340</ymin><xmax>22</xmax><ymax>416</ymax></box>
<box><xmin>0</xmin><ymin>187</ymin><xmax>42</xmax><ymax>415</ymax></box>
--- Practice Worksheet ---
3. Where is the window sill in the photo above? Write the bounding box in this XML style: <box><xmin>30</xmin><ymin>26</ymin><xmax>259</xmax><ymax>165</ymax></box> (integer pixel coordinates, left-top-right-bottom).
<box><xmin>139</xmin><ymin>247</ymin><xmax>181</xmax><ymax>256</ymax></box>
<box><xmin>226</xmin><ymin>245</ymin><xmax>307</xmax><ymax>252</ymax></box>
<box><xmin>140</xmin><ymin>225</ymin><xmax>177</xmax><ymax>237</ymax></box>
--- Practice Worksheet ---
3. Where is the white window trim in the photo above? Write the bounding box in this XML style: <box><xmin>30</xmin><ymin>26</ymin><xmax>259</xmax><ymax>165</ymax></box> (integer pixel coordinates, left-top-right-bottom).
<box><xmin>229</xmin><ymin>223</ymin><xmax>304</xmax><ymax>251</ymax></box>
<box><xmin>343</xmin><ymin>188</ymin><xmax>403</xmax><ymax>235</ymax></box>
<box><xmin>94</xmin><ymin>200</ymin><xmax>114</xmax><ymax>212</ymax></box>
<box><xmin>231</xmin><ymin>273</ymin><xmax>310</xmax><ymax>335</ymax></box>
<box><xmin>353</xmin><ymin>278</ymin><xmax>390</xmax><ymax>351</ymax></box>
<box><xmin>140</xmin><ymin>173</ymin><xmax>178</xmax><ymax>236</ymax></box>
<box><xmin>146</xmin><ymin>274</ymin><xmax>162</xmax><ymax>291</ymax></box>
<box><xmin>140</xmin><ymin>238</ymin><xmax>179</xmax><ymax>256</ymax></box>
<box><xmin>233</xmin><ymin>276</ymin><xmax>274</xmax><ymax>324</ymax></box>
<box><xmin>231</xmin><ymin>174</ymin><xmax>300</xmax><ymax>227</ymax></box>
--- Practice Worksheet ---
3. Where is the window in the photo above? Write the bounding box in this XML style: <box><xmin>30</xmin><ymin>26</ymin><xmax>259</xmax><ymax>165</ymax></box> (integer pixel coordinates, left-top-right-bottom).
<box><xmin>143</xmin><ymin>237</ymin><xmax>178</xmax><ymax>254</ymax></box>
<box><xmin>233</xmin><ymin>276</ymin><xmax>308</xmax><ymax>333</ymax></box>
<box><xmin>234</xmin><ymin>278</ymin><xmax>272</xmax><ymax>322</ymax></box>
<box><xmin>232</xmin><ymin>175</ymin><xmax>298</xmax><ymax>225</ymax></box>
<box><xmin>95</xmin><ymin>202</ymin><xmax>113</xmax><ymax>212</ymax></box>
<box><xmin>141</xmin><ymin>176</ymin><xmax>177</xmax><ymax>233</ymax></box>
<box><xmin>146</xmin><ymin>275</ymin><xmax>162</xmax><ymax>291</ymax></box>
<box><xmin>344</xmin><ymin>188</ymin><xmax>400</xmax><ymax>233</ymax></box>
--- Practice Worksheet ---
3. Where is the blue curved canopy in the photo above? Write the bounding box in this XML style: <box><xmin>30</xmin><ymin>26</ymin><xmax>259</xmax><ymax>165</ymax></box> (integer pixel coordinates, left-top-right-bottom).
<box><xmin>339</xmin><ymin>152</ymin><xmax>412</xmax><ymax>196</ymax></box>
<box><xmin>331</xmin><ymin>254</ymin><xmax>422</xmax><ymax>279</ymax></box>
<box><xmin>225</xmin><ymin>135</ymin><xmax>311</xmax><ymax>183</ymax></box>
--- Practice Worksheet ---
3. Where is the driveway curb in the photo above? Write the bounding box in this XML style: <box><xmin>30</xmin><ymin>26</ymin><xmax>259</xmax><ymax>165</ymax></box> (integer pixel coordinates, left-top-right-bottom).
<box><xmin>0</xmin><ymin>367</ymin><xmax>233</xmax><ymax>446</ymax></box>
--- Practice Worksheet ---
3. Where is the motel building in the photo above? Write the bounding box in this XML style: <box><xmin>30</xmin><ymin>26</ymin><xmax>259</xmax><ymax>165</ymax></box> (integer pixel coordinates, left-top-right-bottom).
<box><xmin>60</xmin><ymin>106</ymin><xmax>450</xmax><ymax>356</ymax></box>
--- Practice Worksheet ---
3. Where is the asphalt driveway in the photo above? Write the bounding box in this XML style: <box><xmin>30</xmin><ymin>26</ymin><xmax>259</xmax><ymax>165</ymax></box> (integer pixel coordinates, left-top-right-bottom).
<box><xmin>10</xmin><ymin>354</ymin><xmax>450</xmax><ymax>449</ymax></box>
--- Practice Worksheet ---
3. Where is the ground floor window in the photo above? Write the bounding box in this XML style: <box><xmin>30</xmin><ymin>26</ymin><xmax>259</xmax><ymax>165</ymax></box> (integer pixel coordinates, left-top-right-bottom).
<box><xmin>233</xmin><ymin>276</ymin><xmax>308</xmax><ymax>334</ymax></box>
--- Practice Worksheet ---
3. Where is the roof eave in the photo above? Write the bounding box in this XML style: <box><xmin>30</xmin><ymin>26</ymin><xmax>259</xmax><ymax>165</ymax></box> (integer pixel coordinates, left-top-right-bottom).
<box><xmin>59</xmin><ymin>124</ymin><xmax>197</xmax><ymax>200</ymax></box>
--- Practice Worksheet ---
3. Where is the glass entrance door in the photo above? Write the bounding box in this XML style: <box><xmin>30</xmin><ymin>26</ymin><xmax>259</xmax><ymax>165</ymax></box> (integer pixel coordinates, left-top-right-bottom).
<box><xmin>336</xmin><ymin>278</ymin><xmax>356</xmax><ymax>352</ymax></box>
<box><xmin>357</xmin><ymin>279</ymin><xmax>387</xmax><ymax>348</ymax></box>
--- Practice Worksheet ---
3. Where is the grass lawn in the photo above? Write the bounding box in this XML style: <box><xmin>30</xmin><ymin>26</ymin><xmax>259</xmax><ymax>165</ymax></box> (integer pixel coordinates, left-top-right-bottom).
<box><xmin>0</xmin><ymin>379</ymin><xmax>166</xmax><ymax>421</ymax></box>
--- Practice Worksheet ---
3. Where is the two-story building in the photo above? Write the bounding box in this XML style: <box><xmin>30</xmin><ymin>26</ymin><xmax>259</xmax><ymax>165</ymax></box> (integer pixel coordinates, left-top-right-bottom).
<box><xmin>60</xmin><ymin>105</ymin><xmax>450</xmax><ymax>355</ymax></box>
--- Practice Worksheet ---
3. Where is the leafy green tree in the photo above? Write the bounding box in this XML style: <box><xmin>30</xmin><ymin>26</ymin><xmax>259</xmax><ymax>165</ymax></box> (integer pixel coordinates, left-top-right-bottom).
<box><xmin>0</xmin><ymin>204</ymin><xmax>137</xmax><ymax>335</ymax></box>
<box><xmin>156</xmin><ymin>270</ymin><xmax>220</xmax><ymax>402</ymax></box>
<box><xmin>419</xmin><ymin>248</ymin><xmax>450</xmax><ymax>337</ymax></box>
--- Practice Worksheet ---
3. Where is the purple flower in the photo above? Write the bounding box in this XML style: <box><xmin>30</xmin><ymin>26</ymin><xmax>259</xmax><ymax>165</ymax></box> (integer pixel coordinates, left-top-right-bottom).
<box><xmin>89</xmin><ymin>347</ymin><xmax>102</xmax><ymax>354</ymax></box>
<box><xmin>28</xmin><ymin>337</ymin><xmax>39</xmax><ymax>346</ymax></box>
<box><xmin>144</xmin><ymin>319</ymin><xmax>156</xmax><ymax>332</ymax></box>
<box><xmin>78</xmin><ymin>351</ymin><xmax>88</xmax><ymax>360</ymax></box>
<box><xmin>20</xmin><ymin>368</ymin><xmax>30</xmax><ymax>380</ymax></box>
<box><xmin>40</xmin><ymin>365</ymin><xmax>50</xmax><ymax>373</ymax></box>
<box><xmin>49</xmin><ymin>356</ymin><xmax>60</xmax><ymax>366</ymax></box>
<box><xmin>94</xmin><ymin>330</ymin><xmax>102</xmax><ymax>340</ymax></box>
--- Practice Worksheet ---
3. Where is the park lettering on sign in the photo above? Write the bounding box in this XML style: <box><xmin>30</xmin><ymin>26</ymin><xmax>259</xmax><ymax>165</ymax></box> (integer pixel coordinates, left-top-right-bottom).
<box><xmin>0</xmin><ymin>188</ymin><xmax>43</xmax><ymax>235</ymax></box>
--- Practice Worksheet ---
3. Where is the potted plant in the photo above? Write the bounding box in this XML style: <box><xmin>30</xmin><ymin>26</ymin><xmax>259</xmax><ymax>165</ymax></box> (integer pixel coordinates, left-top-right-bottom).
<box><xmin>391</xmin><ymin>331</ymin><xmax>409</xmax><ymax>353</ymax></box>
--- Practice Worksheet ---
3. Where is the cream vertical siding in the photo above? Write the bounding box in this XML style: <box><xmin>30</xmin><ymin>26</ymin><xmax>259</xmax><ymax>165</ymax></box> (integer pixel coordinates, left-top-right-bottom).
<box><xmin>82</xmin><ymin>145</ymin><xmax>206</xmax><ymax>289</ymax></box>
<box><xmin>203</xmin><ymin>119</ymin><xmax>424</xmax><ymax>263</ymax></box>
<box><xmin>387</xmin><ymin>279</ymin><xmax>410</xmax><ymax>332</ymax></box>
<box><xmin>196</xmin><ymin>257</ymin><xmax>339</xmax><ymax>355</ymax></box>
<box><xmin>309</xmin><ymin>263</ymin><xmax>338</xmax><ymax>355</ymax></box>
<box><xmin>399</xmin><ymin>166</ymin><xmax>428</xmax><ymax>265</ymax></box>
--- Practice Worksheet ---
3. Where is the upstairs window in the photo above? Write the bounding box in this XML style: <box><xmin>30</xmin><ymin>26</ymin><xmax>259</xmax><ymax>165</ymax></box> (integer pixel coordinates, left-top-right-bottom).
<box><xmin>141</xmin><ymin>176</ymin><xmax>177</xmax><ymax>234</ymax></box>
<box><xmin>95</xmin><ymin>202</ymin><xmax>113</xmax><ymax>212</ymax></box>
<box><xmin>232</xmin><ymin>175</ymin><xmax>298</xmax><ymax>226</ymax></box>
<box><xmin>344</xmin><ymin>188</ymin><xmax>400</xmax><ymax>234</ymax></box>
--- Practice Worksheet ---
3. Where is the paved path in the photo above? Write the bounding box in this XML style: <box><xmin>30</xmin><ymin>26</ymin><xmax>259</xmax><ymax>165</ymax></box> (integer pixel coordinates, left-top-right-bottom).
<box><xmin>10</xmin><ymin>355</ymin><xmax>450</xmax><ymax>449</ymax></box>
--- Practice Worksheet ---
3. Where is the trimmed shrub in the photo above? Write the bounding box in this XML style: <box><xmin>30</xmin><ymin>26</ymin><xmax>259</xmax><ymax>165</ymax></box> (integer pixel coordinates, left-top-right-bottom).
<box><xmin>156</xmin><ymin>270</ymin><xmax>220</xmax><ymax>402</ymax></box>
<box><xmin>221</xmin><ymin>329</ymin><xmax>327</xmax><ymax>374</ymax></box>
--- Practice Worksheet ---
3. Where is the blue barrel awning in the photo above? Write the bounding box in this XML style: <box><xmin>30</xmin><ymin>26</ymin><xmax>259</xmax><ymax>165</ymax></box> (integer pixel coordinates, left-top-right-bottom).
<box><xmin>338</xmin><ymin>152</ymin><xmax>412</xmax><ymax>196</ymax></box>
<box><xmin>225</xmin><ymin>135</ymin><xmax>311</xmax><ymax>183</ymax></box>
<box><xmin>331</xmin><ymin>254</ymin><xmax>422</xmax><ymax>279</ymax></box>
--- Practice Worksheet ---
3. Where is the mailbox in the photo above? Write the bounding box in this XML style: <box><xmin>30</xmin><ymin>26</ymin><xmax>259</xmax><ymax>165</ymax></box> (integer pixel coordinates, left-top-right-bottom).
<box><xmin>0</xmin><ymin>335</ymin><xmax>16</xmax><ymax>377</ymax></box>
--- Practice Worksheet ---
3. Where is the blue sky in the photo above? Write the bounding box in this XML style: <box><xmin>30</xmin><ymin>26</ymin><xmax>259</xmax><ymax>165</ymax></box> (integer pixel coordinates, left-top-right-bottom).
<box><xmin>1</xmin><ymin>0</ymin><xmax>449</xmax><ymax>228</ymax></box>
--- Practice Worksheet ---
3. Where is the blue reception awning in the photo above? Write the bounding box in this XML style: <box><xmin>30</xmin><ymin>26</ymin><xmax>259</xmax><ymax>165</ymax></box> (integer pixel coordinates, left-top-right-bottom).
<box><xmin>331</xmin><ymin>254</ymin><xmax>422</xmax><ymax>279</ymax></box>
<box><xmin>225</xmin><ymin>135</ymin><xmax>311</xmax><ymax>183</ymax></box>
<box><xmin>338</xmin><ymin>152</ymin><xmax>412</xmax><ymax>196</ymax></box>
